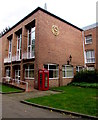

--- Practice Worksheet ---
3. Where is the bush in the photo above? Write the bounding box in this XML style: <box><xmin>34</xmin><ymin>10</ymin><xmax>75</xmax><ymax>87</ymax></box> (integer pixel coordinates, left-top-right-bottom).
<box><xmin>70</xmin><ymin>82</ymin><xmax>98</xmax><ymax>88</ymax></box>
<box><xmin>73</xmin><ymin>70</ymin><xmax>98</xmax><ymax>83</ymax></box>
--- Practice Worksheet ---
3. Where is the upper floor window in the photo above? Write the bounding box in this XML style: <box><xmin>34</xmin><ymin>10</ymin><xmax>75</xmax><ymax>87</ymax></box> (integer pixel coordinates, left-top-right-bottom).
<box><xmin>62</xmin><ymin>65</ymin><xmax>73</xmax><ymax>78</ymax></box>
<box><xmin>27</xmin><ymin>27</ymin><xmax>35</xmax><ymax>59</ymax></box>
<box><xmin>87</xmin><ymin>66</ymin><xmax>95</xmax><ymax>71</ymax></box>
<box><xmin>44</xmin><ymin>64</ymin><xmax>59</xmax><ymax>79</ymax></box>
<box><xmin>17</xmin><ymin>34</ymin><xmax>22</xmax><ymax>60</ymax></box>
<box><xmin>85</xmin><ymin>35</ymin><xmax>92</xmax><ymax>44</ymax></box>
<box><xmin>8</xmin><ymin>40</ymin><xmax>12</xmax><ymax>59</ymax></box>
<box><xmin>85</xmin><ymin>50</ymin><xmax>95</xmax><ymax>63</ymax></box>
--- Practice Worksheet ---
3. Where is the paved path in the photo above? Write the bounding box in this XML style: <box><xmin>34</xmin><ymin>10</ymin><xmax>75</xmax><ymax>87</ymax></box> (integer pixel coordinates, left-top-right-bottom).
<box><xmin>2</xmin><ymin>90</ymin><xmax>76</xmax><ymax>118</ymax></box>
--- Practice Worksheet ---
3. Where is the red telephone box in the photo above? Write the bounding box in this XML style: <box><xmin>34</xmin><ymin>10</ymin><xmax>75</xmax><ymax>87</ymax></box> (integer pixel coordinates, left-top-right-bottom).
<box><xmin>38</xmin><ymin>69</ymin><xmax>49</xmax><ymax>90</ymax></box>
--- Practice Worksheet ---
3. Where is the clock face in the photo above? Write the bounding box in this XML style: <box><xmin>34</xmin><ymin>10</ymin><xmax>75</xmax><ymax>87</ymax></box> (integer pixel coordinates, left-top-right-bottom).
<box><xmin>52</xmin><ymin>25</ymin><xmax>59</xmax><ymax>36</ymax></box>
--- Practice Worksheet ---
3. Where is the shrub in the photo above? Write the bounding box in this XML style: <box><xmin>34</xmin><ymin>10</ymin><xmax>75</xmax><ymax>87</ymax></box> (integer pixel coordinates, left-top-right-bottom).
<box><xmin>73</xmin><ymin>70</ymin><xmax>98</xmax><ymax>83</ymax></box>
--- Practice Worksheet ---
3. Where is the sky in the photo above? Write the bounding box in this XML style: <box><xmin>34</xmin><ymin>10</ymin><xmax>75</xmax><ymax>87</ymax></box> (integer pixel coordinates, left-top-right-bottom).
<box><xmin>0</xmin><ymin>0</ymin><xmax>97</xmax><ymax>32</ymax></box>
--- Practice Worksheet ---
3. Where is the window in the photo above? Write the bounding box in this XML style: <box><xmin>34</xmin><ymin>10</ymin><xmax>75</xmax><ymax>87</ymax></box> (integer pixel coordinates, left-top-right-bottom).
<box><xmin>85</xmin><ymin>50</ymin><xmax>95</xmax><ymax>63</ymax></box>
<box><xmin>17</xmin><ymin>34</ymin><xmax>22</xmax><ymax>60</ymax></box>
<box><xmin>76</xmin><ymin>66</ymin><xmax>83</xmax><ymax>72</ymax></box>
<box><xmin>27</xmin><ymin>27</ymin><xmax>35</xmax><ymax>58</ymax></box>
<box><xmin>44</xmin><ymin>64</ymin><xmax>59</xmax><ymax>79</ymax></box>
<box><xmin>85</xmin><ymin>35</ymin><xmax>92</xmax><ymax>44</ymax></box>
<box><xmin>87</xmin><ymin>67</ymin><xmax>95</xmax><ymax>71</ymax></box>
<box><xmin>25</xmin><ymin>64</ymin><xmax>34</xmax><ymax>79</ymax></box>
<box><xmin>62</xmin><ymin>65</ymin><xmax>73</xmax><ymax>78</ymax></box>
<box><xmin>6</xmin><ymin>67</ymin><xmax>10</xmax><ymax>77</ymax></box>
<box><xmin>15</xmin><ymin>67</ymin><xmax>20</xmax><ymax>80</ymax></box>
<box><xmin>8</xmin><ymin>40</ymin><xmax>12</xmax><ymax>59</ymax></box>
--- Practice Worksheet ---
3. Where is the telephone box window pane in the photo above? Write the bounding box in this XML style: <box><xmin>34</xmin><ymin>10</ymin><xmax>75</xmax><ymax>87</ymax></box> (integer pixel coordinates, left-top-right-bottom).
<box><xmin>45</xmin><ymin>74</ymin><xmax>48</xmax><ymax>88</ymax></box>
<box><xmin>40</xmin><ymin>74</ymin><xmax>42</xmax><ymax>87</ymax></box>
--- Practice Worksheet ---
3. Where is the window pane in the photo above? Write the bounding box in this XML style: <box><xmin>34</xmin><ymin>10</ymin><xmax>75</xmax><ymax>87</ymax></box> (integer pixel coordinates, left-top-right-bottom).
<box><xmin>53</xmin><ymin>70</ymin><xmax>58</xmax><ymax>78</ymax></box>
<box><xmin>63</xmin><ymin>65</ymin><xmax>73</xmax><ymax>78</ymax></box>
<box><xmin>29</xmin><ymin>70</ymin><xmax>34</xmax><ymax>78</ymax></box>
<box><xmin>49</xmin><ymin>65</ymin><xmax>56</xmax><ymax>69</ymax></box>
<box><xmin>66</xmin><ymin>71</ymin><xmax>73</xmax><ymax>77</ymax></box>
<box><xmin>49</xmin><ymin>70</ymin><xmax>53</xmax><ymax>78</ymax></box>
<box><xmin>31</xmin><ymin>32</ymin><xmax>35</xmax><ymax>40</ymax></box>
<box><xmin>85</xmin><ymin>35</ymin><xmax>92</xmax><ymax>44</ymax></box>
<box><xmin>29</xmin><ymin>65</ymin><xmax>34</xmax><ymax>69</ymax></box>
<box><xmin>28</xmin><ymin>33</ymin><xmax>31</xmax><ymax>45</ymax></box>
<box><xmin>44</xmin><ymin>65</ymin><xmax>48</xmax><ymax>69</ymax></box>
<box><xmin>25</xmin><ymin>71</ymin><xmax>28</xmax><ymax>77</ymax></box>
<box><xmin>62</xmin><ymin>70</ymin><xmax>65</xmax><ymax>77</ymax></box>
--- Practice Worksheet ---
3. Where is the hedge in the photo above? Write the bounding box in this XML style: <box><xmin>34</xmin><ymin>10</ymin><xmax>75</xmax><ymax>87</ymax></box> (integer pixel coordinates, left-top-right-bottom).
<box><xmin>73</xmin><ymin>70</ymin><xmax>98</xmax><ymax>83</ymax></box>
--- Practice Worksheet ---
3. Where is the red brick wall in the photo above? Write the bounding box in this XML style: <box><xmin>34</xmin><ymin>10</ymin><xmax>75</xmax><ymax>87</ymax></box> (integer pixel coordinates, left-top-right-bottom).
<box><xmin>84</xmin><ymin>27</ymin><xmax>97</xmax><ymax>69</ymax></box>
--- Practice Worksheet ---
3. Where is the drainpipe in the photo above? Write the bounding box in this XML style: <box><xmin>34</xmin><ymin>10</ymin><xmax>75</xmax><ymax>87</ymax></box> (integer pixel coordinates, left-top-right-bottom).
<box><xmin>82</xmin><ymin>31</ymin><xmax>86</xmax><ymax>68</ymax></box>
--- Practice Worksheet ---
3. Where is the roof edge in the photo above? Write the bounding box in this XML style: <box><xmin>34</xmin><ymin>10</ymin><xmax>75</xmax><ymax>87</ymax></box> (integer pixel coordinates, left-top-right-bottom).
<box><xmin>1</xmin><ymin>7</ymin><xmax>83</xmax><ymax>37</ymax></box>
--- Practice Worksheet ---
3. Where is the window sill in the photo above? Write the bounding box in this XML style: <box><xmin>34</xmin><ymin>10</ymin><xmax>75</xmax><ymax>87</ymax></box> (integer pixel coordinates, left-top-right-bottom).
<box><xmin>86</xmin><ymin>62</ymin><xmax>95</xmax><ymax>64</ymax></box>
<box><xmin>25</xmin><ymin>78</ymin><xmax>34</xmax><ymax>80</ymax></box>
<box><xmin>85</xmin><ymin>42</ymin><xmax>92</xmax><ymax>45</ymax></box>
<box><xmin>49</xmin><ymin>78</ymin><xmax>59</xmax><ymax>80</ymax></box>
<box><xmin>63</xmin><ymin>77</ymin><xmax>73</xmax><ymax>79</ymax></box>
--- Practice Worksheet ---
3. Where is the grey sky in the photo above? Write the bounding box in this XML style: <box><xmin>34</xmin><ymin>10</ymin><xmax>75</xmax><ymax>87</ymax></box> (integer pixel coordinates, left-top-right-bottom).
<box><xmin>0</xmin><ymin>0</ymin><xmax>97</xmax><ymax>32</ymax></box>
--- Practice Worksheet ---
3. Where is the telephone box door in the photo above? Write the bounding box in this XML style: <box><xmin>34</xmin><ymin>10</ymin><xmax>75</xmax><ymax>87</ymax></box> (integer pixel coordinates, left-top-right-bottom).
<box><xmin>38</xmin><ymin>70</ymin><xmax>44</xmax><ymax>90</ymax></box>
<box><xmin>44</xmin><ymin>70</ymin><xmax>49</xmax><ymax>90</ymax></box>
<box><xmin>38</xmin><ymin>69</ymin><xmax>49</xmax><ymax>90</ymax></box>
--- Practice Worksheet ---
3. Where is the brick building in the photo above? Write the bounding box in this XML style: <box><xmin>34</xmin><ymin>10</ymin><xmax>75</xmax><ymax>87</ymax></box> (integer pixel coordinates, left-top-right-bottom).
<box><xmin>83</xmin><ymin>23</ymin><xmax>98</xmax><ymax>70</ymax></box>
<box><xmin>0</xmin><ymin>7</ymin><xmax>97</xmax><ymax>90</ymax></box>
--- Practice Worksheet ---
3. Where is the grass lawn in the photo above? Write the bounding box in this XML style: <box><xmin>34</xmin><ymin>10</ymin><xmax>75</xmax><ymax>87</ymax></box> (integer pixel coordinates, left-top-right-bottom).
<box><xmin>25</xmin><ymin>86</ymin><xmax>98</xmax><ymax>116</ymax></box>
<box><xmin>0</xmin><ymin>84</ymin><xmax>23</xmax><ymax>93</ymax></box>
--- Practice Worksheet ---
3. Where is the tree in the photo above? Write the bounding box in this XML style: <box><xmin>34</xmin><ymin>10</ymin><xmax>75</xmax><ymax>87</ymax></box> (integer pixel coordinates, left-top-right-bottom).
<box><xmin>0</xmin><ymin>26</ymin><xmax>10</xmax><ymax>38</ymax></box>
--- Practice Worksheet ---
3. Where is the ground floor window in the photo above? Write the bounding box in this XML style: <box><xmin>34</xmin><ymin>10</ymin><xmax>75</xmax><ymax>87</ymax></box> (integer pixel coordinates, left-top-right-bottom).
<box><xmin>76</xmin><ymin>66</ymin><xmax>83</xmax><ymax>72</ymax></box>
<box><xmin>62</xmin><ymin>65</ymin><xmax>73</xmax><ymax>78</ymax></box>
<box><xmin>44</xmin><ymin>64</ymin><xmax>59</xmax><ymax>79</ymax></box>
<box><xmin>6</xmin><ymin>67</ymin><xmax>10</xmax><ymax>77</ymax></box>
<box><xmin>15</xmin><ymin>67</ymin><xmax>20</xmax><ymax>80</ymax></box>
<box><xmin>25</xmin><ymin>64</ymin><xmax>34</xmax><ymax>79</ymax></box>
<box><xmin>87</xmin><ymin>66</ymin><xmax>95</xmax><ymax>71</ymax></box>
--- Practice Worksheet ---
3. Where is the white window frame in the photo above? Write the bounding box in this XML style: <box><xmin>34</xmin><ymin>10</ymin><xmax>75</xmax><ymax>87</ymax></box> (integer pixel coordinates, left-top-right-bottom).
<box><xmin>62</xmin><ymin>65</ymin><xmax>74</xmax><ymax>78</ymax></box>
<box><xmin>85</xmin><ymin>50</ymin><xmax>95</xmax><ymax>63</ymax></box>
<box><xmin>6</xmin><ymin>67</ymin><xmax>10</xmax><ymax>77</ymax></box>
<box><xmin>76</xmin><ymin>66</ymin><xmax>83</xmax><ymax>72</ymax></box>
<box><xmin>17</xmin><ymin>34</ymin><xmax>22</xmax><ymax>60</ymax></box>
<box><xmin>87</xmin><ymin>66</ymin><xmax>95</xmax><ymax>71</ymax></box>
<box><xmin>27</xmin><ymin>27</ymin><xmax>35</xmax><ymax>59</ymax></box>
<box><xmin>8</xmin><ymin>40</ymin><xmax>12</xmax><ymax>59</ymax></box>
<box><xmin>44</xmin><ymin>64</ymin><xmax>59</xmax><ymax>79</ymax></box>
<box><xmin>25</xmin><ymin>65</ymin><xmax>34</xmax><ymax>79</ymax></box>
<box><xmin>15</xmin><ymin>68</ymin><xmax>20</xmax><ymax>80</ymax></box>
<box><xmin>85</xmin><ymin>35</ymin><xmax>92</xmax><ymax>44</ymax></box>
